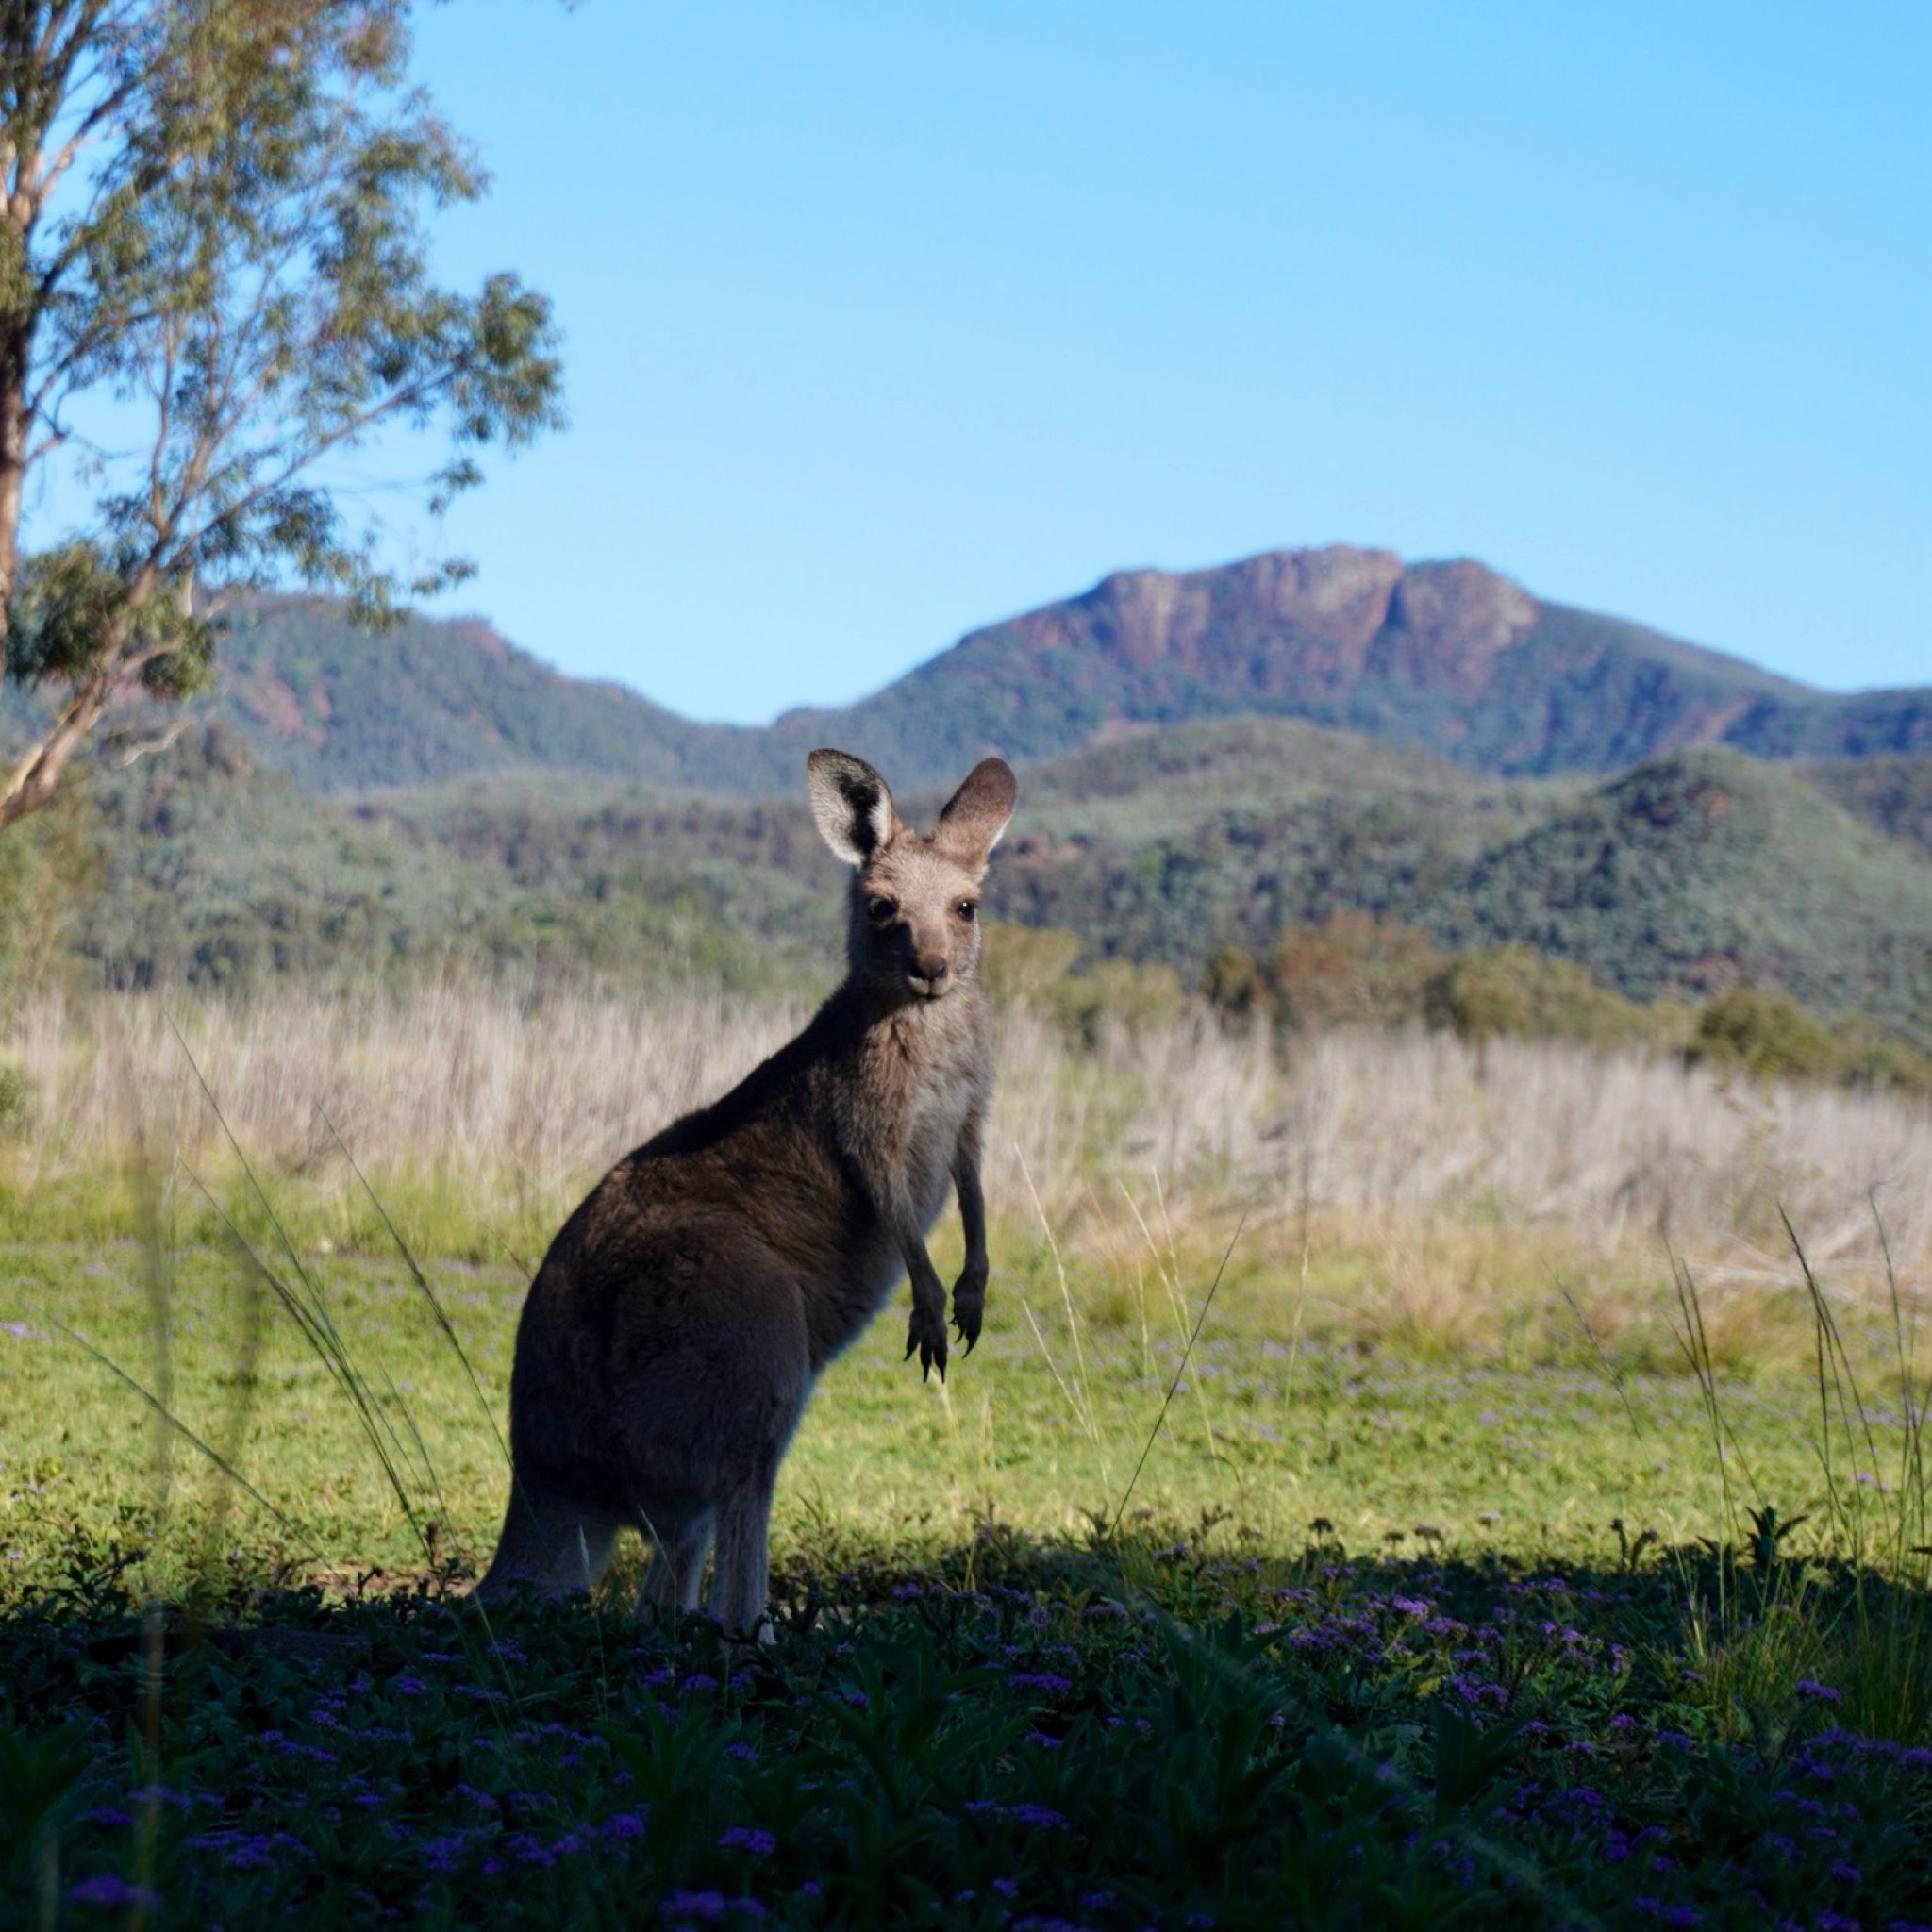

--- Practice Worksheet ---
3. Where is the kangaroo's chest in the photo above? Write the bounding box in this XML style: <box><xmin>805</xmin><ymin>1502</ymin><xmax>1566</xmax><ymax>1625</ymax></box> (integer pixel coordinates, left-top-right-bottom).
<box><xmin>852</xmin><ymin>1011</ymin><xmax>985</xmax><ymax>1231</ymax></box>
<box><xmin>901</xmin><ymin>1076</ymin><xmax>973</xmax><ymax>1227</ymax></box>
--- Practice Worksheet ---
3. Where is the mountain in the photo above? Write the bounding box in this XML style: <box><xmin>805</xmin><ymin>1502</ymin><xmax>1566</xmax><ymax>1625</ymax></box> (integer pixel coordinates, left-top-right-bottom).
<box><xmin>204</xmin><ymin>597</ymin><xmax>771</xmax><ymax>793</ymax></box>
<box><xmin>794</xmin><ymin>548</ymin><xmax>1930</xmax><ymax>782</ymax></box>
<box><xmin>11</xmin><ymin>545</ymin><xmax>1923</xmax><ymax>793</ymax></box>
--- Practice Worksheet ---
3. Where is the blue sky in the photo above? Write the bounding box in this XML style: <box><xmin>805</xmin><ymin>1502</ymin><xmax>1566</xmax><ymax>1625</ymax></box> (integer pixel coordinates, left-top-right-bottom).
<box><xmin>75</xmin><ymin>3</ymin><xmax>1932</xmax><ymax>723</ymax></box>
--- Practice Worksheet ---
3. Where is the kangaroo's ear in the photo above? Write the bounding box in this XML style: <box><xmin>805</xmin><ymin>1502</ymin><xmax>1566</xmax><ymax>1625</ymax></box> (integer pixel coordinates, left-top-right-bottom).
<box><xmin>934</xmin><ymin>757</ymin><xmax>1017</xmax><ymax>869</ymax></box>
<box><xmin>808</xmin><ymin>749</ymin><xmax>897</xmax><ymax>866</ymax></box>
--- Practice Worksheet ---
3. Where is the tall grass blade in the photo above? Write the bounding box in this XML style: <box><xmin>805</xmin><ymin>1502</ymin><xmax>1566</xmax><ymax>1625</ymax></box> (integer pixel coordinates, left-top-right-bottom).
<box><xmin>46</xmin><ymin>1323</ymin><xmax>321</xmax><ymax>1558</ymax></box>
<box><xmin>1108</xmin><ymin>1215</ymin><xmax>1242</xmax><ymax>1538</ymax></box>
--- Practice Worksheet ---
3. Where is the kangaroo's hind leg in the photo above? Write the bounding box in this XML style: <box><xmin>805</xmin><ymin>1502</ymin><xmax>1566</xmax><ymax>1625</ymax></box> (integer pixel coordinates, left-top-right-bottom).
<box><xmin>709</xmin><ymin>1468</ymin><xmax>779</xmax><ymax>1640</ymax></box>
<box><xmin>474</xmin><ymin>1477</ymin><xmax>619</xmax><ymax>1604</ymax></box>
<box><xmin>636</xmin><ymin>1510</ymin><xmax>714</xmax><ymax>1622</ymax></box>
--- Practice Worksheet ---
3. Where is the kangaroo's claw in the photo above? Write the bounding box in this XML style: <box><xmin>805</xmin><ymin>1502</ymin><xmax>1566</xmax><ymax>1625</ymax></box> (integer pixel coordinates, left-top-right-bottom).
<box><xmin>950</xmin><ymin>1273</ymin><xmax>985</xmax><ymax>1355</ymax></box>
<box><xmin>906</xmin><ymin>1304</ymin><xmax>948</xmax><ymax>1383</ymax></box>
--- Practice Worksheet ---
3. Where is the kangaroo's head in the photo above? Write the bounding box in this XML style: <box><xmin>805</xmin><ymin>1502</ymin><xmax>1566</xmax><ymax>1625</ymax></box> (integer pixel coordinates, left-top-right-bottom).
<box><xmin>808</xmin><ymin>749</ymin><xmax>1018</xmax><ymax>1001</ymax></box>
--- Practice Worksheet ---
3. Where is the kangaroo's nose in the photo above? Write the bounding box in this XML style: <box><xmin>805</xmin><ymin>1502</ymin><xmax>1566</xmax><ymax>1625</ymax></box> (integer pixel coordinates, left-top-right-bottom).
<box><xmin>914</xmin><ymin>952</ymin><xmax>949</xmax><ymax>988</ymax></box>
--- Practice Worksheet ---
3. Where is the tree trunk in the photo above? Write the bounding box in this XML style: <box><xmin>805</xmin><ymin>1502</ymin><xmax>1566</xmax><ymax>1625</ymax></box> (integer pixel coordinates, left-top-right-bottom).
<box><xmin>0</xmin><ymin>364</ymin><xmax>26</xmax><ymax>653</ymax></box>
<box><xmin>1</xmin><ymin>668</ymin><xmax>109</xmax><ymax>830</ymax></box>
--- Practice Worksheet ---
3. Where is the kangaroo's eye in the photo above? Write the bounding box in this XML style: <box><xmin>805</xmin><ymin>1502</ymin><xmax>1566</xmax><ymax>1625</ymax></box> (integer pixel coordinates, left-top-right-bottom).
<box><xmin>956</xmin><ymin>900</ymin><xmax>977</xmax><ymax>922</ymax></box>
<box><xmin>867</xmin><ymin>896</ymin><xmax>897</xmax><ymax>922</ymax></box>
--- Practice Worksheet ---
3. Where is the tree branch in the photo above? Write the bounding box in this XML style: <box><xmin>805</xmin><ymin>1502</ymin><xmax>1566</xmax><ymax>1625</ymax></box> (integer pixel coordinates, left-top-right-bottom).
<box><xmin>99</xmin><ymin>708</ymin><xmax>192</xmax><ymax>770</ymax></box>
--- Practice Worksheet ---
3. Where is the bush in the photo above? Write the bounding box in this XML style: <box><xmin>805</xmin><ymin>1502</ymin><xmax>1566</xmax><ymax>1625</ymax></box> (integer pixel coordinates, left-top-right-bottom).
<box><xmin>1041</xmin><ymin>958</ymin><xmax>1189</xmax><ymax>1048</ymax></box>
<box><xmin>0</xmin><ymin>777</ymin><xmax>104</xmax><ymax>999</ymax></box>
<box><xmin>1267</xmin><ymin>911</ymin><xmax>1440</xmax><ymax>1030</ymax></box>
<box><xmin>1424</xmin><ymin>945</ymin><xmax>1658</xmax><ymax>1052</ymax></box>
<box><xmin>1202</xmin><ymin>941</ymin><xmax>1264</xmax><ymax>1019</ymax></box>
<box><xmin>0</xmin><ymin>1066</ymin><xmax>32</xmax><ymax>1141</ymax></box>
<box><xmin>1688</xmin><ymin>989</ymin><xmax>1840</xmax><ymax>1081</ymax></box>
<box><xmin>980</xmin><ymin>923</ymin><xmax>1082</xmax><ymax>1007</ymax></box>
<box><xmin>1826</xmin><ymin>1019</ymin><xmax>1932</xmax><ymax>1098</ymax></box>
<box><xmin>980</xmin><ymin>924</ymin><xmax>1190</xmax><ymax>1048</ymax></box>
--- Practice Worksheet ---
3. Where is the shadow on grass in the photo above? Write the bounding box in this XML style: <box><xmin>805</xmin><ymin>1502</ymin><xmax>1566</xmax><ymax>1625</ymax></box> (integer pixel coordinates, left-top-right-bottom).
<box><xmin>2</xmin><ymin>1514</ymin><xmax>1928</xmax><ymax>1931</ymax></box>
<box><xmin>6</xmin><ymin>1039</ymin><xmax>1925</xmax><ymax>1924</ymax></box>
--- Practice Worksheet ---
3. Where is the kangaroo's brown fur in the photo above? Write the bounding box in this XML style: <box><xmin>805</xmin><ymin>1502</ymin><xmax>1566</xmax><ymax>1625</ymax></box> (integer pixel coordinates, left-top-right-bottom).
<box><xmin>475</xmin><ymin>749</ymin><xmax>1017</xmax><ymax>1633</ymax></box>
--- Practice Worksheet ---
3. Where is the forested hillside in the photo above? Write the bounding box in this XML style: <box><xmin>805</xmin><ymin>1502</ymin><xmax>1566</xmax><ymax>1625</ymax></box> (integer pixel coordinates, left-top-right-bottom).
<box><xmin>11</xmin><ymin>714</ymin><xmax>1930</xmax><ymax>1061</ymax></box>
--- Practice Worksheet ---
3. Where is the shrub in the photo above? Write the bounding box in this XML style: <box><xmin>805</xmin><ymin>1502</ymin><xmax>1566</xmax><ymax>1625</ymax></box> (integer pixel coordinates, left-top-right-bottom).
<box><xmin>1202</xmin><ymin>941</ymin><xmax>1264</xmax><ymax>1019</ymax></box>
<box><xmin>1424</xmin><ymin>945</ymin><xmax>1657</xmax><ymax>1051</ymax></box>
<box><xmin>980</xmin><ymin>924</ymin><xmax>1189</xmax><ymax>1048</ymax></box>
<box><xmin>1688</xmin><ymin>989</ymin><xmax>1840</xmax><ymax>1081</ymax></box>
<box><xmin>0</xmin><ymin>1066</ymin><xmax>32</xmax><ymax>1141</ymax></box>
<box><xmin>1041</xmin><ymin>958</ymin><xmax>1189</xmax><ymax>1048</ymax></box>
<box><xmin>1824</xmin><ymin>1017</ymin><xmax>1932</xmax><ymax>1098</ymax></box>
<box><xmin>1268</xmin><ymin>911</ymin><xmax>1440</xmax><ymax>1030</ymax></box>
<box><xmin>980</xmin><ymin>923</ymin><xmax>1082</xmax><ymax>1007</ymax></box>
<box><xmin>0</xmin><ymin>777</ymin><xmax>104</xmax><ymax>999</ymax></box>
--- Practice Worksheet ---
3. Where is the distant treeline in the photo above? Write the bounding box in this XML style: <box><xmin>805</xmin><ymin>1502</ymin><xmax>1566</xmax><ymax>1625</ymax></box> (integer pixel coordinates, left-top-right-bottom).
<box><xmin>985</xmin><ymin>915</ymin><xmax>1932</xmax><ymax>1097</ymax></box>
<box><xmin>2</xmin><ymin>721</ymin><xmax>1929</xmax><ymax>1099</ymax></box>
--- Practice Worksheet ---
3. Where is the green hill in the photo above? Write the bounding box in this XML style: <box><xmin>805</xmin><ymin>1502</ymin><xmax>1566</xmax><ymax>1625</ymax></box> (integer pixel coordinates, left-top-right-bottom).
<box><xmin>42</xmin><ymin>727</ymin><xmax>821</xmax><ymax>996</ymax></box>
<box><xmin>207</xmin><ymin>596</ymin><xmax>774</xmax><ymax>792</ymax></box>
<box><xmin>1801</xmin><ymin>754</ymin><xmax>1932</xmax><ymax>861</ymax></box>
<box><xmin>1444</xmin><ymin>751</ymin><xmax>1932</xmax><ymax>1029</ymax></box>
<box><xmin>18</xmin><ymin>715</ymin><xmax>1930</xmax><ymax>1053</ymax></box>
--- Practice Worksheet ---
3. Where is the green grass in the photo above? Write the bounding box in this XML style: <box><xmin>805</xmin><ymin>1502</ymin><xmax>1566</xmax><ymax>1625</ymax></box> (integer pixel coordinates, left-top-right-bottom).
<box><xmin>1</xmin><ymin>1197</ymin><xmax>1928</xmax><ymax>1927</ymax></box>
<box><xmin>2</xmin><ymin>1225</ymin><xmax>1911</xmax><ymax>1586</ymax></box>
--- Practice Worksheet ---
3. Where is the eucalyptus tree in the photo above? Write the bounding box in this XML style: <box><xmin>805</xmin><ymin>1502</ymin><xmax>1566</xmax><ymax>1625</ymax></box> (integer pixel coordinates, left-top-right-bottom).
<box><xmin>0</xmin><ymin>1</ymin><xmax>563</xmax><ymax>831</ymax></box>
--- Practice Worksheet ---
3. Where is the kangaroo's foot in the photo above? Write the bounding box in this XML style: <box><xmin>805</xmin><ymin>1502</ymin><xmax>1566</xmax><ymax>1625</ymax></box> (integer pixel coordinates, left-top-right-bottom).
<box><xmin>905</xmin><ymin>1297</ymin><xmax>948</xmax><ymax>1381</ymax></box>
<box><xmin>950</xmin><ymin>1261</ymin><xmax>987</xmax><ymax>1353</ymax></box>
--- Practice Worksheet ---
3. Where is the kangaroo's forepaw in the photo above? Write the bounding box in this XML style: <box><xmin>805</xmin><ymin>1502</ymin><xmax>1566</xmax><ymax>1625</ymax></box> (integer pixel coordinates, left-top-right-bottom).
<box><xmin>951</xmin><ymin>1269</ymin><xmax>987</xmax><ymax>1354</ymax></box>
<box><xmin>906</xmin><ymin>1303</ymin><xmax>948</xmax><ymax>1382</ymax></box>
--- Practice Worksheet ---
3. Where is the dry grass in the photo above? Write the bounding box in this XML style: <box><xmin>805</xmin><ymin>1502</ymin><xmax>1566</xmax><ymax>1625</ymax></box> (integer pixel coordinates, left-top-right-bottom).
<box><xmin>6</xmin><ymin>985</ymin><xmax>1928</xmax><ymax>1325</ymax></box>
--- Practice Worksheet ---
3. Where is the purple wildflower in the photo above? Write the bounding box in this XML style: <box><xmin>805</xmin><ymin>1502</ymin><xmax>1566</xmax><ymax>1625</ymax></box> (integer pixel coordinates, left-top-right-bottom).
<box><xmin>662</xmin><ymin>1893</ymin><xmax>729</xmax><ymax>1923</ymax></box>
<box><xmin>719</xmin><ymin>1827</ymin><xmax>775</xmax><ymax>1856</ymax></box>
<box><xmin>1010</xmin><ymin>1802</ymin><xmax>1067</xmax><ymax>1829</ymax></box>
<box><xmin>659</xmin><ymin>1892</ymin><xmax>768</xmax><ymax>1923</ymax></box>
<box><xmin>70</xmin><ymin>1877</ymin><xmax>158</xmax><ymax>1909</ymax></box>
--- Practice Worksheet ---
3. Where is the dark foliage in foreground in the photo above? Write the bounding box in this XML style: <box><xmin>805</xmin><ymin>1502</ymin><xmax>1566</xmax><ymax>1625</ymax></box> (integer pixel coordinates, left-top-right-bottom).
<box><xmin>3</xmin><ymin>1523</ymin><xmax>1928</xmax><ymax>1930</ymax></box>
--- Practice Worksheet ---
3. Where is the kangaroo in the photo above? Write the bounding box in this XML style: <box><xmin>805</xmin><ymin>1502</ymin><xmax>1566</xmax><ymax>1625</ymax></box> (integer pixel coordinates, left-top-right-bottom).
<box><xmin>475</xmin><ymin>748</ymin><xmax>1017</xmax><ymax>1634</ymax></box>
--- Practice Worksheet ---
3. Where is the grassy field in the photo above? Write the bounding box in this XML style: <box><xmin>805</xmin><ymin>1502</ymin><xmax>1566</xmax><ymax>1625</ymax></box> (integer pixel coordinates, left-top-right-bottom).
<box><xmin>2</xmin><ymin>991</ymin><xmax>1929</xmax><ymax>1926</ymax></box>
